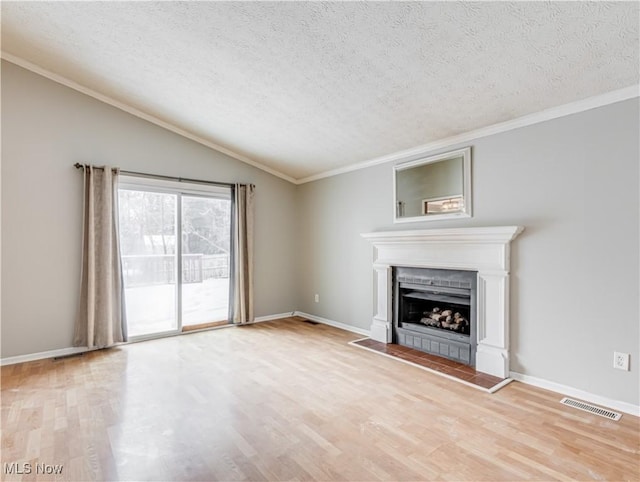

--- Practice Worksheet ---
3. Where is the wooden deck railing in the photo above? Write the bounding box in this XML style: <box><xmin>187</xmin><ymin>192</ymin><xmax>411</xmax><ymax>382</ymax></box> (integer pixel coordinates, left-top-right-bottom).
<box><xmin>122</xmin><ymin>253</ymin><xmax>229</xmax><ymax>287</ymax></box>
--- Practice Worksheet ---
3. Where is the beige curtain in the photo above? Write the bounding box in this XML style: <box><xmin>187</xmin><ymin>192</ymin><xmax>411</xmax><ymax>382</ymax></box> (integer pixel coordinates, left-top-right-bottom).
<box><xmin>231</xmin><ymin>184</ymin><xmax>255</xmax><ymax>324</ymax></box>
<box><xmin>73</xmin><ymin>165</ymin><xmax>127</xmax><ymax>348</ymax></box>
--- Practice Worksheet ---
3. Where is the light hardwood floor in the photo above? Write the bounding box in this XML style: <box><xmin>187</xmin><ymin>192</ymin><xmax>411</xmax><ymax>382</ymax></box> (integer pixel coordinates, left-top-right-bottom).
<box><xmin>2</xmin><ymin>317</ymin><xmax>638</xmax><ymax>481</ymax></box>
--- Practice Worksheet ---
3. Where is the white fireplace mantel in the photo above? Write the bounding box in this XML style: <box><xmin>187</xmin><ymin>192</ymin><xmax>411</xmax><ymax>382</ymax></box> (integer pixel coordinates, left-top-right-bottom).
<box><xmin>361</xmin><ymin>226</ymin><xmax>524</xmax><ymax>378</ymax></box>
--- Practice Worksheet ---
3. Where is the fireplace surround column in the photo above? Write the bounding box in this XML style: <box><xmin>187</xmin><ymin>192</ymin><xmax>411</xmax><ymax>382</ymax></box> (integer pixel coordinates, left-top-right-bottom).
<box><xmin>371</xmin><ymin>263</ymin><xmax>392</xmax><ymax>343</ymax></box>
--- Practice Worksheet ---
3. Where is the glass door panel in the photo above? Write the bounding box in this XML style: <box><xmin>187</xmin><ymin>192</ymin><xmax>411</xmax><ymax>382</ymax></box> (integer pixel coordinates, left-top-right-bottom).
<box><xmin>118</xmin><ymin>189</ymin><xmax>178</xmax><ymax>337</ymax></box>
<box><xmin>181</xmin><ymin>195</ymin><xmax>231</xmax><ymax>327</ymax></box>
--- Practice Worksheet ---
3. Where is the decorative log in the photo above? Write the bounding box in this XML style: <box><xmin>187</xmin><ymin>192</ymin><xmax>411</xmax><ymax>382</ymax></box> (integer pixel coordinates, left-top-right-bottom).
<box><xmin>423</xmin><ymin>318</ymin><xmax>440</xmax><ymax>327</ymax></box>
<box><xmin>417</xmin><ymin>306</ymin><xmax>469</xmax><ymax>332</ymax></box>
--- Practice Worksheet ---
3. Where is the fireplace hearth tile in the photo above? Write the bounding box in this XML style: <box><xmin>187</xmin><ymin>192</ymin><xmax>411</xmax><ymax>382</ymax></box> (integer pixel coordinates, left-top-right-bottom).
<box><xmin>350</xmin><ymin>338</ymin><xmax>510</xmax><ymax>392</ymax></box>
<box><xmin>451</xmin><ymin>369</ymin><xmax>477</xmax><ymax>381</ymax></box>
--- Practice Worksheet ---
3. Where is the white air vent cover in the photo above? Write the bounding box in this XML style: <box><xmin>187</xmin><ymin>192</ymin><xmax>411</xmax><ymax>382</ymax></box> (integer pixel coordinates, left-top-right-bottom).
<box><xmin>560</xmin><ymin>397</ymin><xmax>622</xmax><ymax>421</ymax></box>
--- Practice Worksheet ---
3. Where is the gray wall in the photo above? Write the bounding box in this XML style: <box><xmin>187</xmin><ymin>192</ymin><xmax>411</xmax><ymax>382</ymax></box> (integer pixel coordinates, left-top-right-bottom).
<box><xmin>296</xmin><ymin>99</ymin><xmax>640</xmax><ymax>406</ymax></box>
<box><xmin>1</xmin><ymin>61</ymin><xmax>298</xmax><ymax>357</ymax></box>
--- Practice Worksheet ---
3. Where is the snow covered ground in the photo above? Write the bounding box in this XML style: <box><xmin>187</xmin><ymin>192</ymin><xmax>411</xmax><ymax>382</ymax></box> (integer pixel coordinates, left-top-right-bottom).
<box><xmin>124</xmin><ymin>278</ymin><xmax>229</xmax><ymax>336</ymax></box>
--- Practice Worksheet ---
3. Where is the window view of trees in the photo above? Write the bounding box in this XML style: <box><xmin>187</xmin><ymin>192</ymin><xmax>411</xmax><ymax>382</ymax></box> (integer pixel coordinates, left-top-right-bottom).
<box><xmin>181</xmin><ymin>196</ymin><xmax>230</xmax><ymax>257</ymax></box>
<box><xmin>118</xmin><ymin>191</ymin><xmax>230</xmax><ymax>257</ymax></box>
<box><xmin>119</xmin><ymin>190</ymin><xmax>177</xmax><ymax>255</ymax></box>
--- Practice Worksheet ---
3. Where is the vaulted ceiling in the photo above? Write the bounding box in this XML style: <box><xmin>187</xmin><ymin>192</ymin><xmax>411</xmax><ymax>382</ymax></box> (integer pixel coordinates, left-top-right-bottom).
<box><xmin>2</xmin><ymin>2</ymin><xmax>638</xmax><ymax>182</ymax></box>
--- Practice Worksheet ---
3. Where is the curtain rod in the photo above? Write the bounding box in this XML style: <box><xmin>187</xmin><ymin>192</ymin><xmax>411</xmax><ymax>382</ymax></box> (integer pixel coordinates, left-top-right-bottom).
<box><xmin>74</xmin><ymin>163</ymin><xmax>235</xmax><ymax>188</ymax></box>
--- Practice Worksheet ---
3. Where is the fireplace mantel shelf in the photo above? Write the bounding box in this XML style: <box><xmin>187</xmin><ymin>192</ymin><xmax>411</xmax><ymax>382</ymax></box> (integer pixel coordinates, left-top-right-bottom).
<box><xmin>361</xmin><ymin>225</ymin><xmax>524</xmax><ymax>378</ymax></box>
<box><xmin>361</xmin><ymin>226</ymin><xmax>523</xmax><ymax>244</ymax></box>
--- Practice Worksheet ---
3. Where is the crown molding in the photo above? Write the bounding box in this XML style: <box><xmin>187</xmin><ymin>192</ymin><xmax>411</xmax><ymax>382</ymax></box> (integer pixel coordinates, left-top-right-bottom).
<box><xmin>0</xmin><ymin>52</ymin><xmax>297</xmax><ymax>184</ymax></box>
<box><xmin>297</xmin><ymin>84</ymin><xmax>640</xmax><ymax>184</ymax></box>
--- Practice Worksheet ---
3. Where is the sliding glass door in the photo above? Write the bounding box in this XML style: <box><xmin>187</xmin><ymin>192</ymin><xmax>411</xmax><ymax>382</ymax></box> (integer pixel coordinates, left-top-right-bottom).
<box><xmin>118</xmin><ymin>179</ymin><xmax>231</xmax><ymax>339</ymax></box>
<box><xmin>181</xmin><ymin>195</ymin><xmax>231</xmax><ymax>328</ymax></box>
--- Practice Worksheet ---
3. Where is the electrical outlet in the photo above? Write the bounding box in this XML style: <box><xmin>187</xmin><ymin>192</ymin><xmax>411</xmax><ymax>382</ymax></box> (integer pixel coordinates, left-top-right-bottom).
<box><xmin>613</xmin><ymin>352</ymin><xmax>630</xmax><ymax>371</ymax></box>
<box><xmin>314</xmin><ymin>294</ymin><xmax>319</xmax><ymax>303</ymax></box>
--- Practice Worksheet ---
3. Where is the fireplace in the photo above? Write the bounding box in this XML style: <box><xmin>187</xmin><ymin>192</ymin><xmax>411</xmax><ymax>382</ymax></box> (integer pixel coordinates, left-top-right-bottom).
<box><xmin>394</xmin><ymin>267</ymin><xmax>477</xmax><ymax>365</ymax></box>
<box><xmin>361</xmin><ymin>226</ymin><xmax>523</xmax><ymax>378</ymax></box>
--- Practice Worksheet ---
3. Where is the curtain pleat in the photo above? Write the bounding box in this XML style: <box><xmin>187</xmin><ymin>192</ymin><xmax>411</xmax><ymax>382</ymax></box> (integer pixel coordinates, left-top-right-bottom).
<box><xmin>232</xmin><ymin>184</ymin><xmax>255</xmax><ymax>324</ymax></box>
<box><xmin>74</xmin><ymin>165</ymin><xmax>127</xmax><ymax>348</ymax></box>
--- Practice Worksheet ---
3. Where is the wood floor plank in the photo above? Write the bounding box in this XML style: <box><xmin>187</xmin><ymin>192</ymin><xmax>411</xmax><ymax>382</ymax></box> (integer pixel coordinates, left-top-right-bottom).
<box><xmin>1</xmin><ymin>317</ymin><xmax>638</xmax><ymax>481</ymax></box>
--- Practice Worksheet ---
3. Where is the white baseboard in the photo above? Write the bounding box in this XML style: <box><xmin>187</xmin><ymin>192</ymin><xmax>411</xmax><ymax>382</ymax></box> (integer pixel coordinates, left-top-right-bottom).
<box><xmin>294</xmin><ymin>311</ymin><xmax>371</xmax><ymax>337</ymax></box>
<box><xmin>0</xmin><ymin>346</ymin><xmax>94</xmax><ymax>366</ymax></box>
<box><xmin>510</xmin><ymin>371</ymin><xmax>640</xmax><ymax>417</ymax></box>
<box><xmin>253</xmin><ymin>312</ymin><xmax>295</xmax><ymax>323</ymax></box>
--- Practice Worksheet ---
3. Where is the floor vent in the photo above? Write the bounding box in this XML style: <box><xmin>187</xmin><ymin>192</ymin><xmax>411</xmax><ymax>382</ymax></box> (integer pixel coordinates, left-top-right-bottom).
<box><xmin>560</xmin><ymin>397</ymin><xmax>621</xmax><ymax>421</ymax></box>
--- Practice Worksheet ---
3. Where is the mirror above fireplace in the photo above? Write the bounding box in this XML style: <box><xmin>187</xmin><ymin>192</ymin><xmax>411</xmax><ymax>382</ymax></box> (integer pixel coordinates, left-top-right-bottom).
<box><xmin>393</xmin><ymin>147</ymin><xmax>472</xmax><ymax>223</ymax></box>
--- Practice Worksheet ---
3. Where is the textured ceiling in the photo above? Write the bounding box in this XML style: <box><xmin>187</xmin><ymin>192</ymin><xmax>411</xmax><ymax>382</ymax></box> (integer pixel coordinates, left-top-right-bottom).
<box><xmin>2</xmin><ymin>2</ymin><xmax>638</xmax><ymax>181</ymax></box>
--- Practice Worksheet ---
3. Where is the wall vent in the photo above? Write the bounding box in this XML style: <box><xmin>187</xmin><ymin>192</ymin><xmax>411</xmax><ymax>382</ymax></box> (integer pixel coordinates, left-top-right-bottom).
<box><xmin>560</xmin><ymin>397</ymin><xmax>621</xmax><ymax>421</ymax></box>
<box><xmin>300</xmin><ymin>319</ymin><xmax>319</xmax><ymax>325</ymax></box>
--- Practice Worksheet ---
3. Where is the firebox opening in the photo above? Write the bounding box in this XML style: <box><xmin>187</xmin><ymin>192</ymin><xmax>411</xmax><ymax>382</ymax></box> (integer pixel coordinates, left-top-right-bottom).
<box><xmin>400</xmin><ymin>293</ymin><xmax>471</xmax><ymax>335</ymax></box>
<box><xmin>393</xmin><ymin>266</ymin><xmax>477</xmax><ymax>366</ymax></box>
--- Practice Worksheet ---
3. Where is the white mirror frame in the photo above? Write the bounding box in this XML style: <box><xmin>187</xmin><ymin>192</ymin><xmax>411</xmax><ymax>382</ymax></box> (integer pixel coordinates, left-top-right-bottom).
<box><xmin>393</xmin><ymin>147</ymin><xmax>472</xmax><ymax>223</ymax></box>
